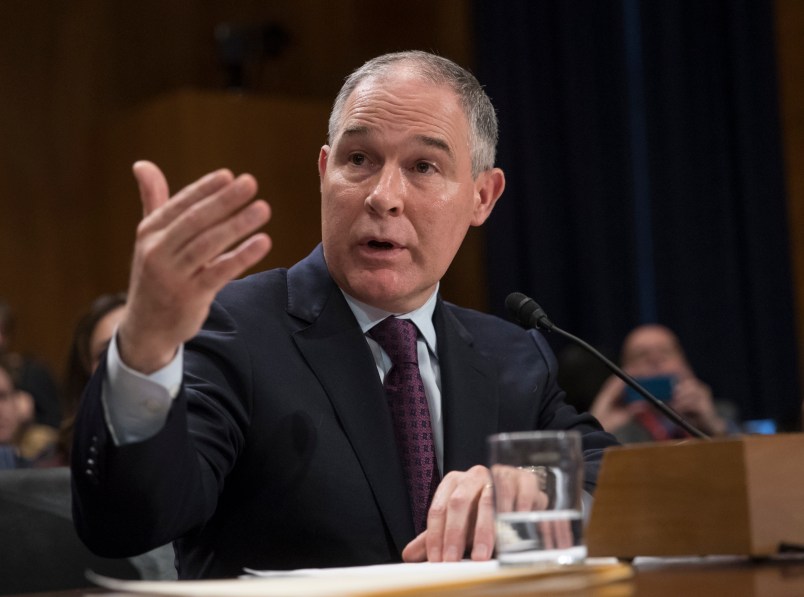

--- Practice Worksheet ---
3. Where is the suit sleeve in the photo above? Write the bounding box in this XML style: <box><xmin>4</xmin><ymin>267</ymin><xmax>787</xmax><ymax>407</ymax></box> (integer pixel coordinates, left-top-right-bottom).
<box><xmin>71</xmin><ymin>301</ymin><xmax>253</xmax><ymax>558</ymax></box>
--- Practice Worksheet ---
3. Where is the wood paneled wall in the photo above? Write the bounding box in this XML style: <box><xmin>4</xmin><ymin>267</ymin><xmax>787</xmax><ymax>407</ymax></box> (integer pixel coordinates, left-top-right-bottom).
<box><xmin>1</xmin><ymin>0</ymin><xmax>801</xmax><ymax>406</ymax></box>
<box><xmin>0</xmin><ymin>0</ymin><xmax>477</xmax><ymax>376</ymax></box>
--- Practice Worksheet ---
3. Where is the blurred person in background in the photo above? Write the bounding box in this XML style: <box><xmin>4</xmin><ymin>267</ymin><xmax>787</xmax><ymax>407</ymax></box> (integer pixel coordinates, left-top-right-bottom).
<box><xmin>0</xmin><ymin>355</ymin><xmax>57</xmax><ymax>468</ymax></box>
<box><xmin>590</xmin><ymin>324</ymin><xmax>738</xmax><ymax>442</ymax></box>
<box><xmin>0</xmin><ymin>299</ymin><xmax>61</xmax><ymax>428</ymax></box>
<box><xmin>54</xmin><ymin>293</ymin><xmax>127</xmax><ymax>465</ymax></box>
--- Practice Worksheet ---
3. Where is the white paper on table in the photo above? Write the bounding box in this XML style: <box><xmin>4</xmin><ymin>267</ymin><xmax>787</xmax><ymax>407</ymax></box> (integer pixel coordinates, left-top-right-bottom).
<box><xmin>242</xmin><ymin>559</ymin><xmax>499</xmax><ymax>578</ymax></box>
<box><xmin>87</xmin><ymin>558</ymin><xmax>627</xmax><ymax>597</ymax></box>
<box><xmin>88</xmin><ymin>561</ymin><xmax>501</xmax><ymax>597</ymax></box>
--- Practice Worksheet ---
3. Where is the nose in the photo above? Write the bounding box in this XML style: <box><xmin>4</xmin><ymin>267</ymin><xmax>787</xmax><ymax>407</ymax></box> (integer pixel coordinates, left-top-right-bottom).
<box><xmin>365</xmin><ymin>165</ymin><xmax>404</xmax><ymax>216</ymax></box>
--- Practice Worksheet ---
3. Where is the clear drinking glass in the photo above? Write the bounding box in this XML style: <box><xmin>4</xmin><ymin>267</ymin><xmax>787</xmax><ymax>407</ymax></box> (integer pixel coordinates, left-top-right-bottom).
<box><xmin>488</xmin><ymin>431</ymin><xmax>586</xmax><ymax>566</ymax></box>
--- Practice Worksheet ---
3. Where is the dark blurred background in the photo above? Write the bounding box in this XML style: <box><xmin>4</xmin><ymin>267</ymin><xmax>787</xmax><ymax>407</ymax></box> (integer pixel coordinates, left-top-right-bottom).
<box><xmin>0</xmin><ymin>0</ymin><xmax>801</xmax><ymax>429</ymax></box>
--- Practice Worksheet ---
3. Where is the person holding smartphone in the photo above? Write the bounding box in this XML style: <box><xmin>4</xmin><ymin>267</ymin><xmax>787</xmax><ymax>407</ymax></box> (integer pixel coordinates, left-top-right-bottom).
<box><xmin>590</xmin><ymin>324</ymin><xmax>736</xmax><ymax>442</ymax></box>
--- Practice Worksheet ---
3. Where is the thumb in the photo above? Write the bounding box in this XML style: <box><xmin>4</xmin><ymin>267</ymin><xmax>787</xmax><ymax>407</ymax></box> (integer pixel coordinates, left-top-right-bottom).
<box><xmin>132</xmin><ymin>160</ymin><xmax>170</xmax><ymax>217</ymax></box>
<box><xmin>598</xmin><ymin>375</ymin><xmax>624</xmax><ymax>404</ymax></box>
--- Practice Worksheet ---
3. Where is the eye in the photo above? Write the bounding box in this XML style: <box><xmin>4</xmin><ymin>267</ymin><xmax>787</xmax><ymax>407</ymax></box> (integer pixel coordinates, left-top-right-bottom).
<box><xmin>414</xmin><ymin>161</ymin><xmax>435</xmax><ymax>174</ymax></box>
<box><xmin>349</xmin><ymin>153</ymin><xmax>367</xmax><ymax>166</ymax></box>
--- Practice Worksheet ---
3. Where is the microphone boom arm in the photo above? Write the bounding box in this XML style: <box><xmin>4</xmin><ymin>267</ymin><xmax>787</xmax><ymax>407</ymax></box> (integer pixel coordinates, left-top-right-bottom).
<box><xmin>505</xmin><ymin>292</ymin><xmax>709</xmax><ymax>440</ymax></box>
<box><xmin>547</xmin><ymin>324</ymin><xmax>709</xmax><ymax>440</ymax></box>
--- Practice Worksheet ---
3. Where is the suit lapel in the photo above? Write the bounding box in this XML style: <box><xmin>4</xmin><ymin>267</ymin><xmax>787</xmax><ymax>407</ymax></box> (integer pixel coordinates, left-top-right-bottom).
<box><xmin>288</xmin><ymin>247</ymin><xmax>415</xmax><ymax>553</ymax></box>
<box><xmin>435</xmin><ymin>302</ymin><xmax>500</xmax><ymax>474</ymax></box>
<box><xmin>285</xmin><ymin>248</ymin><xmax>500</xmax><ymax>550</ymax></box>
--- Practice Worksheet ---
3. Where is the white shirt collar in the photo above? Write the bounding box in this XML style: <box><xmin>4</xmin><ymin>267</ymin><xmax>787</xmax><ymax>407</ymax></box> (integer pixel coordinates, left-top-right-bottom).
<box><xmin>341</xmin><ymin>285</ymin><xmax>439</xmax><ymax>355</ymax></box>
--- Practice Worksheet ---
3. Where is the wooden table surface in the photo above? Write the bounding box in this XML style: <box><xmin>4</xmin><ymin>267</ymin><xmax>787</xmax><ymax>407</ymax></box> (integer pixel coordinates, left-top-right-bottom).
<box><xmin>6</xmin><ymin>556</ymin><xmax>804</xmax><ymax>597</ymax></box>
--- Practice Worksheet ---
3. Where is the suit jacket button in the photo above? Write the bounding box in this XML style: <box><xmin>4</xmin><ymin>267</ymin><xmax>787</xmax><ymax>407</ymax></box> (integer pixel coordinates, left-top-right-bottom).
<box><xmin>85</xmin><ymin>468</ymin><xmax>99</xmax><ymax>485</ymax></box>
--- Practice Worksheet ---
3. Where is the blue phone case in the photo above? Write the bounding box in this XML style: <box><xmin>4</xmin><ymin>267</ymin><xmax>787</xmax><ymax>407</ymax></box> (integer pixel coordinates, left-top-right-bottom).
<box><xmin>623</xmin><ymin>375</ymin><xmax>675</xmax><ymax>404</ymax></box>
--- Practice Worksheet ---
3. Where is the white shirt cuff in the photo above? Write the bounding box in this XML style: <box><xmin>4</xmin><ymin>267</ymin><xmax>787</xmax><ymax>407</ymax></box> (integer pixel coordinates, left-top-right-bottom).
<box><xmin>101</xmin><ymin>333</ymin><xmax>183</xmax><ymax>446</ymax></box>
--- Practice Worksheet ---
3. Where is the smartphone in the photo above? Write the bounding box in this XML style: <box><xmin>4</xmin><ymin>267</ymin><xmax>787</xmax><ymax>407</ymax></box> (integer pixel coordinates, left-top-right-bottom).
<box><xmin>623</xmin><ymin>375</ymin><xmax>675</xmax><ymax>404</ymax></box>
<box><xmin>742</xmin><ymin>419</ymin><xmax>776</xmax><ymax>435</ymax></box>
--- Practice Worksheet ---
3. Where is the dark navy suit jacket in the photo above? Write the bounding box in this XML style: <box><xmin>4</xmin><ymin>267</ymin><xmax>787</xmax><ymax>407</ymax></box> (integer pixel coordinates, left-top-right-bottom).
<box><xmin>71</xmin><ymin>245</ymin><xmax>617</xmax><ymax>578</ymax></box>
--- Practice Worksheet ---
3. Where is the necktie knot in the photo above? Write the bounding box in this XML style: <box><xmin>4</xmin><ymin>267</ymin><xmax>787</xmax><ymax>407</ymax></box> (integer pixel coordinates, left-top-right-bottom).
<box><xmin>369</xmin><ymin>317</ymin><xmax>419</xmax><ymax>366</ymax></box>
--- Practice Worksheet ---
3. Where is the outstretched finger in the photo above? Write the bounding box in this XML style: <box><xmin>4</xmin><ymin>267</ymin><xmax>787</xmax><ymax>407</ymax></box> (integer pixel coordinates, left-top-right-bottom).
<box><xmin>436</xmin><ymin>466</ymin><xmax>489</xmax><ymax>562</ymax></box>
<box><xmin>136</xmin><ymin>169</ymin><xmax>239</xmax><ymax>239</ymax></box>
<box><xmin>470</xmin><ymin>482</ymin><xmax>496</xmax><ymax>561</ymax></box>
<box><xmin>148</xmin><ymin>169</ymin><xmax>237</xmax><ymax>232</ymax></box>
<box><xmin>489</xmin><ymin>465</ymin><xmax>517</xmax><ymax>514</ymax></box>
<box><xmin>196</xmin><ymin>232</ymin><xmax>272</xmax><ymax>294</ymax></box>
<box><xmin>133</xmin><ymin>161</ymin><xmax>170</xmax><ymax>217</ymax></box>
<box><xmin>540</xmin><ymin>519</ymin><xmax>556</xmax><ymax>550</ymax></box>
<box><xmin>515</xmin><ymin>469</ymin><xmax>544</xmax><ymax>512</ymax></box>
<box><xmin>165</xmin><ymin>175</ymin><xmax>261</xmax><ymax>261</ymax></box>
<box><xmin>173</xmin><ymin>196</ymin><xmax>270</xmax><ymax>278</ymax></box>
<box><xmin>424</xmin><ymin>474</ymin><xmax>458</xmax><ymax>562</ymax></box>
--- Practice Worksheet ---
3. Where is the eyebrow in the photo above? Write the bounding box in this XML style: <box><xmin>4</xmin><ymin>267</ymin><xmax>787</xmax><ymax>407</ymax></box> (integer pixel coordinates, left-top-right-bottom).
<box><xmin>340</xmin><ymin>126</ymin><xmax>454</xmax><ymax>160</ymax></box>
<box><xmin>341</xmin><ymin>125</ymin><xmax>371</xmax><ymax>139</ymax></box>
<box><xmin>416</xmin><ymin>134</ymin><xmax>453</xmax><ymax>159</ymax></box>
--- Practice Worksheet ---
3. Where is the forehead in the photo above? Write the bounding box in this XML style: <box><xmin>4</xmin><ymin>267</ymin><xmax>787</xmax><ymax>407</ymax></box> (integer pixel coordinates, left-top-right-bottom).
<box><xmin>334</xmin><ymin>70</ymin><xmax>469</xmax><ymax>146</ymax></box>
<box><xmin>624</xmin><ymin>328</ymin><xmax>679</xmax><ymax>356</ymax></box>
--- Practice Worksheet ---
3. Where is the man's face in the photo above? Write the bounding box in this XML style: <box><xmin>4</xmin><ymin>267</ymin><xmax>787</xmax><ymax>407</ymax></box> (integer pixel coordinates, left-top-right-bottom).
<box><xmin>318</xmin><ymin>69</ymin><xmax>503</xmax><ymax>312</ymax></box>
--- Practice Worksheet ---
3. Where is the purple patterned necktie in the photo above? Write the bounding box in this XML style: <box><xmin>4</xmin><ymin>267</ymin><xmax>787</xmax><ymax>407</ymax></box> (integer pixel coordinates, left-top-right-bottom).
<box><xmin>369</xmin><ymin>316</ymin><xmax>437</xmax><ymax>535</ymax></box>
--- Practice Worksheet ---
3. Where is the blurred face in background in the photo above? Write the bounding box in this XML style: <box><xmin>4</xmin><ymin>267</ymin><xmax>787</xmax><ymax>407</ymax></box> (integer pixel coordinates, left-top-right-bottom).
<box><xmin>621</xmin><ymin>324</ymin><xmax>693</xmax><ymax>380</ymax></box>
<box><xmin>0</xmin><ymin>367</ymin><xmax>19</xmax><ymax>444</ymax></box>
<box><xmin>88</xmin><ymin>305</ymin><xmax>125</xmax><ymax>373</ymax></box>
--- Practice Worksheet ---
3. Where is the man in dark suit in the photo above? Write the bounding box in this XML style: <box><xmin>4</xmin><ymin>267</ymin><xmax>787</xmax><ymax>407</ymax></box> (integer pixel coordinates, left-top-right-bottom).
<box><xmin>71</xmin><ymin>51</ymin><xmax>617</xmax><ymax>579</ymax></box>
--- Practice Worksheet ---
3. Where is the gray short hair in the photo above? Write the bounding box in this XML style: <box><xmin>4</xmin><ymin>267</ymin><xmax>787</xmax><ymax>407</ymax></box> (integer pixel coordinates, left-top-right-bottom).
<box><xmin>328</xmin><ymin>51</ymin><xmax>498</xmax><ymax>178</ymax></box>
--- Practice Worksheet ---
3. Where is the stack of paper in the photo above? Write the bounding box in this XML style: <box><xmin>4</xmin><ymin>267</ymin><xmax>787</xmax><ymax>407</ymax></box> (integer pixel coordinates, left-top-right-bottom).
<box><xmin>88</xmin><ymin>559</ymin><xmax>632</xmax><ymax>596</ymax></box>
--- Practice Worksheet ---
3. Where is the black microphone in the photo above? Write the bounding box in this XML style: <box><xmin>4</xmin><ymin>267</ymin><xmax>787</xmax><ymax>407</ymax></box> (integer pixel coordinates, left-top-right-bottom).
<box><xmin>505</xmin><ymin>292</ymin><xmax>709</xmax><ymax>440</ymax></box>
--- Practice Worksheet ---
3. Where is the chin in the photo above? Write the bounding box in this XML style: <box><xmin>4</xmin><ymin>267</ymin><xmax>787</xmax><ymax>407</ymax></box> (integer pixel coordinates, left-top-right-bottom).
<box><xmin>347</xmin><ymin>277</ymin><xmax>419</xmax><ymax>312</ymax></box>
<box><xmin>352</xmin><ymin>287</ymin><xmax>407</xmax><ymax>311</ymax></box>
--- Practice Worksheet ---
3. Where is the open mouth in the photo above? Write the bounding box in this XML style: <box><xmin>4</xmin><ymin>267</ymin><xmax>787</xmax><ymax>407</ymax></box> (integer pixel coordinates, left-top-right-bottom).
<box><xmin>367</xmin><ymin>240</ymin><xmax>396</xmax><ymax>250</ymax></box>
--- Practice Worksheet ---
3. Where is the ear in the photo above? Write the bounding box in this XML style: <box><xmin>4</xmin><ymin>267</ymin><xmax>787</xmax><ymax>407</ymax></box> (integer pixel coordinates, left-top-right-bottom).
<box><xmin>470</xmin><ymin>167</ymin><xmax>505</xmax><ymax>226</ymax></box>
<box><xmin>317</xmin><ymin>145</ymin><xmax>331</xmax><ymax>190</ymax></box>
